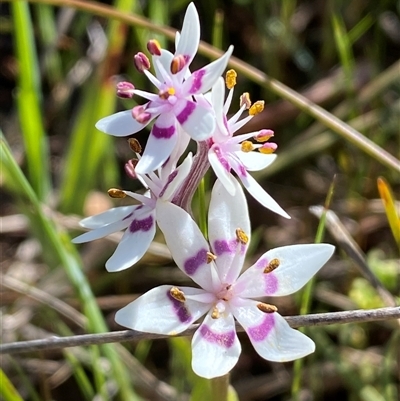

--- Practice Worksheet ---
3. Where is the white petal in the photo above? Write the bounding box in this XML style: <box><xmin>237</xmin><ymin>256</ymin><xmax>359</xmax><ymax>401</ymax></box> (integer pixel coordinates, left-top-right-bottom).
<box><xmin>156</xmin><ymin>200</ymin><xmax>215</xmax><ymax>292</ymax></box>
<box><xmin>240</xmin><ymin>173</ymin><xmax>290</xmax><ymax>219</ymax></box>
<box><xmin>78</xmin><ymin>206</ymin><xmax>137</xmax><ymax>229</ymax></box>
<box><xmin>232</xmin><ymin>299</ymin><xmax>315</xmax><ymax>362</ymax></box>
<box><xmin>105</xmin><ymin>210</ymin><xmax>156</xmax><ymax>271</ymax></box>
<box><xmin>153</xmin><ymin>49</ymin><xmax>174</xmax><ymax>82</ymax></box>
<box><xmin>208</xmin><ymin>148</ymin><xmax>236</xmax><ymax>195</ymax></box>
<box><xmin>236</xmin><ymin>152</ymin><xmax>276</xmax><ymax>172</ymax></box>
<box><xmin>208</xmin><ymin>179</ymin><xmax>250</xmax><ymax>283</ymax></box>
<box><xmin>72</xmin><ymin>218</ymin><xmax>130</xmax><ymax>244</ymax></box>
<box><xmin>174</xmin><ymin>99</ymin><xmax>215</xmax><ymax>141</ymax></box>
<box><xmin>175</xmin><ymin>2</ymin><xmax>200</xmax><ymax>67</ymax></box>
<box><xmin>135</xmin><ymin>113</ymin><xmax>178</xmax><ymax>174</ymax></box>
<box><xmin>95</xmin><ymin>110</ymin><xmax>148</xmax><ymax>137</ymax></box>
<box><xmin>115</xmin><ymin>285</ymin><xmax>210</xmax><ymax>335</ymax></box>
<box><xmin>211</xmin><ymin>77</ymin><xmax>229</xmax><ymax>136</ymax></box>
<box><xmin>160</xmin><ymin>153</ymin><xmax>193</xmax><ymax>200</ymax></box>
<box><xmin>182</xmin><ymin>46</ymin><xmax>234</xmax><ymax>95</ymax></box>
<box><xmin>192</xmin><ymin>311</ymin><xmax>241</xmax><ymax>379</ymax></box>
<box><xmin>235</xmin><ymin>244</ymin><xmax>335</xmax><ymax>298</ymax></box>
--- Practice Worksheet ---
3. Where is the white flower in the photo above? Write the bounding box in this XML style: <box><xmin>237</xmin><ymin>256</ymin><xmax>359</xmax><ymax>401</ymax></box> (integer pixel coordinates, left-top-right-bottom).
<box><xmin>115</xmin><ymin>179</ymin><xmax>335</xmax><ymax>378</ymax></box>
<box><xmin>95</xmin><ymin>2</ymin><xmax>233</xmax><ymax>174</ymax></box>
<box><xmin>208</xmin><ymin>75</ymin><xmax>290</xmax><ymax>218</ymax></box>
<box><xmin>72</xmin><ymin>153</ymin><xmax>192</xmax><ymax>272</ymax></box>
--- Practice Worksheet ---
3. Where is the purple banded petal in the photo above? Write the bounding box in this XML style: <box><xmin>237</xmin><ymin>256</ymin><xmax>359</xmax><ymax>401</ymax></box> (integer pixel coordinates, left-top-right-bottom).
<box><xmin>208</xmin><ymin>148</ymin><xmax>236</xmax><ymax>196</ymax></box>
<box><xmin>156</xmin><ymin>201</ymin><xmax>215</xmax><ymax>292</ymax></box>
<box><xmin>192</xmin><ymin>311</ymin><xmax>241</xmax><ymax>379</ymax></box>
<box><xmin>208</xmin><ymin>179</ymin><xmax>250</xmax><ymax>283</ymax></box>
<box><xmin>105</xmin><ymin>209</ymin><xmax>156</xmax><ymax>272</ymax></box>
<box><xmin>240</xmin><ymin>172</ymin><xmax>290</xmax><ymax>219</ymax></box>
<box><xmin>232</xmin><ymin>299</ymin><xmax>315</xmax><ymax>362</ymax></box>
<box><xmin>115</xmin><ymin>285</ymin><xmax>210</xmax><ymax>335</ymax></box>
<box><xmin>174</xmin><ymin>99</ymin><xmax>215</xmax><ymax>141</ymax></box>
<box><xmin>135</xmin><ymin>113</ymin><xmax>178</xmax><ymax>174</ymax></box>
<box><xmin>95</xmin><ymin>110</ymin><xmax>150</xmax><ymax>137</ymax></box>
<box><xmin>235</xmin><ymin>244</ymin><xmax>335</xmax><ymax>298</ymax></box>
<box><xmin>182</xmin><ymin>45</ymin><xmax>233</xmax><ymax>95</ymax></box>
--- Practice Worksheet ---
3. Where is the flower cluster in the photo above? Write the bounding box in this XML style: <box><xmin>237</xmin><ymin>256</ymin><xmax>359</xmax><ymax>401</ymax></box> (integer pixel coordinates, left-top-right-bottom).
<box><xmin>74</xmin><ymin>3</ymin><xmax>335</xmax><ymax>379</ymax></box>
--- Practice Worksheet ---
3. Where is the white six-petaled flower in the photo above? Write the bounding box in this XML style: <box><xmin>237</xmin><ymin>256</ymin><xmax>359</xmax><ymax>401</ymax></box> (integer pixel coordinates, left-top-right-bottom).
<box><xmin>115</xmin><ymin>179</ymin><xmax>335</xmax><ymax>378</ymax></box>
<box><xmin>95</xmin><ymin>2</ymin><xmax>233</xmax><ymax>174</ymax></box>
<box><xmin>72</xmin><ymin>152</ymin><xmax>192</xmax><ymax>272</ymax></box>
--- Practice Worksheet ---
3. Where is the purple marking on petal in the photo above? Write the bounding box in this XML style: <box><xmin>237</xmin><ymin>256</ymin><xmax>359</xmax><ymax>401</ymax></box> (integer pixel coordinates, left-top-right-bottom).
<box><xmin>184</xmin><ymin>249</ymin><xmax>208</xmax><ymax>275</ymax></box>
<box><xmin>153</xmin><ymin>125</ymin><xmax>175</xmax><ymax>139</ymax></box>
<box><xmin>167</xmin><ymin>291</ymin><xmax>192</xmax><ymax>323</ymax></box>
<box><xmin>122</xmin><ymin>212</ymin><xmax>134</xmax><ymax>221</ymax></box>
<box><xmin>256</xmin><ymin>258</ymin><xmax>267</xmax><ymax>269</ymax></box>
<box><xmin>237</xmin><ymin>163</ymin><xmax>247</xmax><ymax>177</ymax></box>
<box><xmin>213</xmin><ymin>239</ymin><xmax>237</xmax><ymax>256</ymax></box>
<box><xmin>264</xmin><ymin>272</ymin><xmax>278</xmax><ymax>295</ymax></box>
<box><xmin>176</xmin><ymin>101</ymin><xmax>196</xmax><ymax>124</ymax></box>
<box><xmin>129</xmin><ymin>215</ymin><xmax>153</xmax><ymax>233</ymax></box>
<box><xmin>189</xmin><ymin>69</ymin><xmax>206</xmax><ymax>94</ymax></box>
<box><xmin>159</xmin><ymin>170</ymin><xmax>178</xmax><ymax>198</ymax></box>
<box><xmin>213</xmin><ymin>146</ymin><xmax>231</xmax><ymax>172</ymax></box>
<box><xmin>199</xmin><ymin>324</ymin><xmax>235</xmax><ymax>348</ymax></box>
<box><xmin>248</xmin><ymin>314</ymin><xmax>275</xmax><ymax>342</ymax></box>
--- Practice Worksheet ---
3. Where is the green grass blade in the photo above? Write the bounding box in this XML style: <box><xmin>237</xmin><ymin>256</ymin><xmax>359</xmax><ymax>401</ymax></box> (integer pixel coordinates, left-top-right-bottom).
<box><xmin>11</xmin><ymin>0</ymin><xmax>51</xmax><ymax>201</ymax></box>
<box><xmin>1</xmin><ymin>134</ymin><xmax>138</xmax><ymax>400</ymax></box>
<box><xmin>0</xmin><ymin>369</ymin><xmax>24</xmax><ymax>401</ymax></box>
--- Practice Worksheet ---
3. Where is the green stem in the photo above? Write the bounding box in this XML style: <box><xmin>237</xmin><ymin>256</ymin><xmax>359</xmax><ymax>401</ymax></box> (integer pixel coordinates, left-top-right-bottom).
<box><xmin>210</xmin><ymin>374</ymin><xmax>230</xmax><ymax>401</ymax></box>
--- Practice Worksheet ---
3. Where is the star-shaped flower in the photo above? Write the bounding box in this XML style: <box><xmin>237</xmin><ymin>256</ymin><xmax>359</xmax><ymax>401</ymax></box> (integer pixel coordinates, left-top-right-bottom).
<box><xmin>96</xmin><ymin>2</ymin><xmax>233</xmax><ymax>174</ymax></box>
<box><xmin>72</xmin><ymin>152</ymin><xmax>192</xmax><ymax>271</ymax></box>
<box><xmin>208</xmin><ymin>74</ymin><xmax>289</xmax><ymax>218</ymax></box>
<box><xmin>115</xmin><ymin>179</ymin><xmax>334</xmax><ymax>378</ymax></box>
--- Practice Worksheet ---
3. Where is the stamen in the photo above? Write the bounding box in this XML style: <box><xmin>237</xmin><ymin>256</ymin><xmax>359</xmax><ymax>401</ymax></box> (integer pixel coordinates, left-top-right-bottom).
<box><xmin>263</xmin><ymin>258</ymin><xmax>280</xmax><ymax>273</ymax></box>
<box><xmin>170</xmin><ymin>287</ymin><xmax>186</xmax><ymax>302</ymax></box>
<box><xmin>241</xmin><ymin>141</ymin><xmax>255</xmax><ymax>152</ymax></box>
<box><xmin>206</xmin><ymin>251</ymin><xmax>217</xmax><ymax>264</ymax></box>
<box><xmin>128</xmin><ymin>138</ymin><xmax>142</xmax><ymax>153</ymax></box>
<box><xmin>249</xmin><ymin>100</ymin><xmax>265</xmax><ymax>116</ymax></box>
<box><xmin>124</xmin><ymin>159</ymin><xmax>139</xmax><ymax>179</ymax></box>
<box><xmin>108</xmin><ymin>188</ymin><xmax>126</xmax><ymax>198</ymax></box>
<box><xmin>259</xmin><ymin>142</ymin><xmax>278</xmax><ymax>154</ymax></box>
<box><xmin>211</xmin><ymin>306</ymin><xmax>220</xmax><ymax>319</ymax></box>
<box><xmin>133</xmin><ymin>52</ymin><xmax>150</xmax><ymax>73</ymax></box>
<box><xmin>257</xmin><ymin>303</ymin><xmax>278</xmax><ymax>313</ymax></box>
<box><xmin>147</xmin><ymin>39</ymin><xmax>162</xmax><ymax>56</ymax></box>
<box><xmin>235</xmin><ymin>228</ymin><xmax>249</xmax><ymax>245</ymax></box>
<box><xmin>240</xmin><ymin>92</ymin><xmax>251</xmax><ymax>109</ymax></box>
<box><xmin>116</xmin><ymin>81</ymin><xmax>135</xmax><ymax>99</ymax></box>
<box><xmin>170</xmin><ymin>55</ymin><xmax>186</xmax><ymax>74</ymax></box>
<box><xmin>225</xmin><ymin>69</ymin><xmax>237</xmax><ymax>89</ymax></box>
<box><xmin>255</xmin><ymin>129</ymin><xmax>274</xmax><ymax>142</ymax></box>
<box><xmin>132</xmin><ymin>105</ymin><xmax>151</xmax><ymax>124</ymax></box>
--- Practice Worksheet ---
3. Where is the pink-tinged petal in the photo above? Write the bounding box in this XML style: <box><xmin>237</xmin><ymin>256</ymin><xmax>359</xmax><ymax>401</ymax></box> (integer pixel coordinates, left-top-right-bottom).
<box><xmin>156</xmin><ymin>201</ymin><xmax>215</xmax><ymax>292</ymax></box>
<box><xmin>78</xmin><ymin>206</ymin><xmax>137</xmax><ymax>229</ymax></box>
<box><xmin>208</xmin><ymin>179</ymin><xmax>250</xmax><ymax>283</ymax></box>
<box><xmin>236</xmin><ymin>152</ymin><xmax>276</xmax><ymax>172</ymax></box>
<box><xmin>153</xmin><ymin>49</ymin><xmax>174</xmax><ymax>82</ymax></box>
<box><xmin>235</xmin><ymin>244</ymin><xmax>335</xmax><ymax>298</ymax></box>
<box><xmin>192</xmin><ymin>311</ymin><xmax>241</xmax><ymax>379</ymax></box>
<box><xmin>240</xmin><ymin>173</ymin><xmax>290</xmax><ymax>219</ymax></box>
<box><xmin>182</xmin><ymin>46</ymin><xmax>234</xmax><ymax>95</ymax></box>
<box><xmin>159</xmin><ymin>153</ymin><xmax>192</xmax><ymax>200</ymax></box>
<box><xmin>105</xmin><ymin>210</ymin><xmax>156</xmax><ymax>271</ymax></box>
<box><xmin>175</xmin><ymin>3</ymin><xmax>200</xmax><ymax>68</ymax></box>
<box><xmin>232</xmin><ymin>298</ymin><xmax>315</xmax><ymax>362</ymax></box>
<box><xmin>208</xmin><ymin>147</ymin><xmax>236</xmax><ymax>196</ymax></box>
<box><xmin>95</xmin><ymin>110</ymin><xmax>149</xmax><ymax>137</ymax></box>
<box><xmin>174</xmin><ymin>99</ymin><xmax>215</xmax><ymax>141</ymax></box>
<box><xmin>115</xmin><ymin>285</ymin><xmax>210</xmax><ymax>335</ymax></box>
<box><xmin>135</xmin><ymin>113</ymin><xmax>178</xmax><ymax>174</ymax></box>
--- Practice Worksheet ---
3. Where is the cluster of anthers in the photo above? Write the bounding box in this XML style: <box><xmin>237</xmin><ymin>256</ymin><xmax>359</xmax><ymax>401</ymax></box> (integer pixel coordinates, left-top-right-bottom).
<box><xmin>74</xmin><ymin>2</ymin><xmax>335</xmax><ymax>379</ymax></box>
